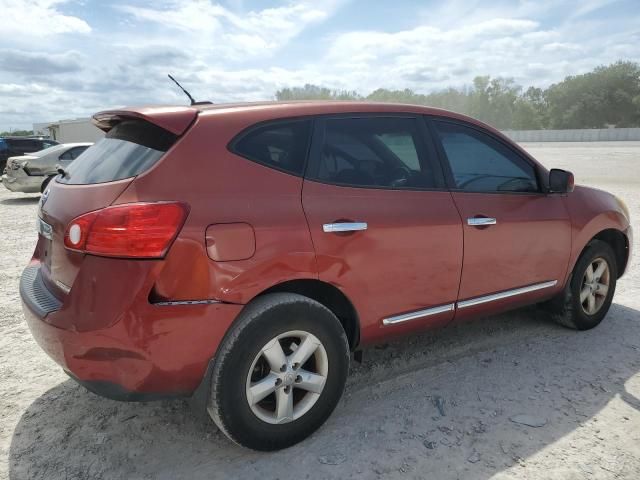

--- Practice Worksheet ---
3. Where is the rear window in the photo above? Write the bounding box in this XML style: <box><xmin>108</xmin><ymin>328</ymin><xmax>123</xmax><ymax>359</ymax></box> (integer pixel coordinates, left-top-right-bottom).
<box><xmin>58</xmin><ymin>120</ymin><xmax>177</xmax><ymax>185</ymax></box>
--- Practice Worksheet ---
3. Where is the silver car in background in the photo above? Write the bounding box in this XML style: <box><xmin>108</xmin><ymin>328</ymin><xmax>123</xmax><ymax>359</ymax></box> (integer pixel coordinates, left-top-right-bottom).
<box><xmin>2</xmin><ymin>143</ymin><xmax>91</xmax><ymax>193</ymax></box>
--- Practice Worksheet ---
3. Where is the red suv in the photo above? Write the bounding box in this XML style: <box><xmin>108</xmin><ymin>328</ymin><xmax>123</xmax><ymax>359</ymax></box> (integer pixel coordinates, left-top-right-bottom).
<box><xmin>20</xmin><ymin>102</ymin><xmax>632</xmax><ymax>450</ymax></box>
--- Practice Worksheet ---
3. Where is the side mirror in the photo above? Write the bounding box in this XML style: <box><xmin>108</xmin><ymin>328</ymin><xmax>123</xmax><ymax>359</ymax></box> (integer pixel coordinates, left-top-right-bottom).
<box><xmin>549</xmin><ymin>169</ymin><xmax>574</xmax><ymax>193</ymax></box>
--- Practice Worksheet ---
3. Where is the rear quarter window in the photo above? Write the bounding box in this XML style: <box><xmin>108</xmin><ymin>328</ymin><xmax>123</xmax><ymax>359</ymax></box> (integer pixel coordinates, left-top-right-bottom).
<box><xmin>230</xmin><ymin>119</ymin><xmax>311</xmax><ymax>176</ymax></box>
<box><xmin>58</xmin><ymin>120</ymin><xmax>177</xmax><ymax>185</ymax></box>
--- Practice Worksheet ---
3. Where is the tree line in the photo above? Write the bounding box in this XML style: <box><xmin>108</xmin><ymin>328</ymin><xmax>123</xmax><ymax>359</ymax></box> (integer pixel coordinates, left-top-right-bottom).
<box><xmin>275</xmin><ymin>61</ymin><xmax>640</xmax><ymax>130</ymax></box>
<box><xmin>0</xmin><ymin>130</ymin><xmax>34</xmax><ymax>137</ymax></box>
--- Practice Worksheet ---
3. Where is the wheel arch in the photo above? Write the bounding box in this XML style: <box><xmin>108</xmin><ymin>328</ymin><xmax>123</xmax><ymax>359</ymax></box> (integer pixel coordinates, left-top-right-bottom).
<box><xmin>258</xmin><ymin>279</ymin><xmax>361</xmax><ymax>350</ymax></box>
<box><xmin>590</xmin><ymin>228</ymin><xmax>630</xmax><ymax>278</ymax></box>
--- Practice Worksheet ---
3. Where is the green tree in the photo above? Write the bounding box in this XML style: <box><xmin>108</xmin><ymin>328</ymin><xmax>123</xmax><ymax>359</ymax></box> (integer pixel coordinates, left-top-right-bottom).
<box><xmin>275</xmin><ymin>84</ymin><xmax>360</xmax><ymax>101</ymax></box>
<box><xmin>273</xmin><ymin>61</ymin><xmax>640</xmax><ymax>129</ymax></box>
<box><xmin>546</xmin><ymin>61</ymin><xmax>640</xmax><ymax>128</ymax></box>
<box><xmin>0</xmin><ymin>130</ymin><xmax>34</xmax><ymax>136</ymax></box>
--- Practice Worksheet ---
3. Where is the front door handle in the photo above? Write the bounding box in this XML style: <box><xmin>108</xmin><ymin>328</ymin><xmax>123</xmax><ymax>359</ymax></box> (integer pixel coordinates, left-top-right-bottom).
<box><xmin>323</xmin><ymin>222</ymin><xmax>368</xmax><ymax>233</ymax></box>
<box><xmin>467</xmin><ymin>217</ymin><xmax>497</xmax><ymax>227</ymax></box>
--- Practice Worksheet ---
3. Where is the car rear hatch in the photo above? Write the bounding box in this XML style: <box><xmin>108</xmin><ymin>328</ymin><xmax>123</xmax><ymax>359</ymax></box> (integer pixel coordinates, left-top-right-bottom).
<box><xmin>37</xmin><ymin>106</ymin><xmax>197</xmax><ymax>299</ymax></box>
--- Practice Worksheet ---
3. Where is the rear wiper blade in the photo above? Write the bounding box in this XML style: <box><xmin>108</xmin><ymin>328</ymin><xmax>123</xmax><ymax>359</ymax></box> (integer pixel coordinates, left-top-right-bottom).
<box><xmin>56</xmin><ymin>166</ymin><xmax>68</xmax><ymax>178</ymax></box>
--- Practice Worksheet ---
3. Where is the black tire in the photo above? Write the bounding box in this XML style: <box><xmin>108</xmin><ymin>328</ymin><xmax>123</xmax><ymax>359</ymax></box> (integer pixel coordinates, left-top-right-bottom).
<box><xmin>207</xmin><ymin>293</ymin><xmax>350</xmax><ymax>451</ymax></box>
<box><xmin>546</xmin><ymin>239</ymin><xmax>617</xmax><ymax>330</ymax></box>
<box><xmin>40</xmin><ymin>175</ymin><xmax>54</xmax><ymax>193</ymax></box>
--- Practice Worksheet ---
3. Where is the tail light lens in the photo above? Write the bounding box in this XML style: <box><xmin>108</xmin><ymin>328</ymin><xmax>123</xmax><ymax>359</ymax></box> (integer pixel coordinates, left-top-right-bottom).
<box><xmin>64</xmin><ymin>202</ymin><xmax>189</xmax><ymax>258</ymax></box>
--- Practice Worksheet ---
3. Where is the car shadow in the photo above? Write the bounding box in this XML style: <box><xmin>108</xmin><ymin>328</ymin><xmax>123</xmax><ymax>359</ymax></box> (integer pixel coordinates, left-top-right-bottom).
<box><xmin>9</xmin><ymin>303</ymin><xmax>640</xmax><ymax>479</ymax></box>
<box><xmin>0</xmin><ymin>195</ymin><xmax>40</xmax><ymax>205</ymax></box>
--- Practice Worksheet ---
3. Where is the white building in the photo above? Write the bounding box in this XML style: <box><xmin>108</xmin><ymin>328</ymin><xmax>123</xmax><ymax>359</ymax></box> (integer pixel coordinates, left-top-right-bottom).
<box><xmin>33</xmin><ymin>118</ymin><xmax>104</xmax><ymax>143</ymax></box>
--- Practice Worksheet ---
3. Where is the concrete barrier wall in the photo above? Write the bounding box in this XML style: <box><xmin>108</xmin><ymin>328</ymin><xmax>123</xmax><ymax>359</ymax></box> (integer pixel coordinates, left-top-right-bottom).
<box><xmin>501</xmin><ymin>128</ymin><xmax>640</xmax><ymax>142</ymax></box>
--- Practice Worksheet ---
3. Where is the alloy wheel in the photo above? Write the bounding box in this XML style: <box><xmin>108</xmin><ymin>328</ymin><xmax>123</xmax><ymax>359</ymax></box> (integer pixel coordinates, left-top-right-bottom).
<box><xmin>579</xmin><ymin>257</ymin><xmax>610</xmax><ymax>315</ymax></box>
<box><xmin>245</xmin><ymin>330</ymin><xmax>328</xmax><ymax>424</ymax></box>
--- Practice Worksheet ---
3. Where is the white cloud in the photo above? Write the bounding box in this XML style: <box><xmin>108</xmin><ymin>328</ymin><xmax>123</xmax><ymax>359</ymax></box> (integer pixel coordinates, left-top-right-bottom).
<box><xmin>1</xmin><ymin>0</ymin><xmax>91</xmax><ymax>36</ymax></box>
<box><xmin>0</xmin><ymin>0</ymin><xmax>638</xmax><ymax>131</ymax></box>
<box><xmin>116</xmin><ymin>0</ymin><xmax>343</xmax><ymax>58</ymax></box>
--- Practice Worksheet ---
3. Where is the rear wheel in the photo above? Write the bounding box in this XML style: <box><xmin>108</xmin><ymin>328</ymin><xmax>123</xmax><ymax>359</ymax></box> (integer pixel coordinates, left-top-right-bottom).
<box><xmin>208</xmin><ymin>293</ymin><xmax>350</xmax><ymax>451</ymax></box>
<box><xmin>546</xmin><ymin>240</ymin><xmax>617</xmax><ymax>330</ymax></box>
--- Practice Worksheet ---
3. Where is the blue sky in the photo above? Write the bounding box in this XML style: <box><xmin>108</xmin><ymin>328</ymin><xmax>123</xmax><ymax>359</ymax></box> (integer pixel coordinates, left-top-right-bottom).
<box><xmin>0</xmin><ymin>0</ymin><xmax>639</xmax><ymax>130</ymax></box>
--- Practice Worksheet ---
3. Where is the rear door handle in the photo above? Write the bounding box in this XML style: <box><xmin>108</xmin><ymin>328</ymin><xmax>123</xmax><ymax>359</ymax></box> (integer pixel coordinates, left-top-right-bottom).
<box><xmin>467</xmin><ymin>217</ymin><xmax>497</xmax><ymax>227</ymax></box>
<box><xmin>323</xmin><ymin>222</ymin><xmax>368</xmax><ymax>233</ymax></box>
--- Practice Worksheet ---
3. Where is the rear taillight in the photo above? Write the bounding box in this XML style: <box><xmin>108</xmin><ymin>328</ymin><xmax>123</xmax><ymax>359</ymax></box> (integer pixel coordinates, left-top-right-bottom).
<box><xmin>64</xmin><ymin>202</ymin><xmax>189</xmax><ymax>258</ymax></box>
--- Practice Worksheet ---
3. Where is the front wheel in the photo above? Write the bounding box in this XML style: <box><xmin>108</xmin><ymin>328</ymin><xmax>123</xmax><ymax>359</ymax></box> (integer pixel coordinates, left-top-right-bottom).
<box><xmin>546</xmin><ymin>239</ymin><xmax>617</xmax><ymax>330</ymax></box>
<box><xmin>208</xmin><ymin>293</ymin><xmax>350</xmax><ymax>451</ymax></box>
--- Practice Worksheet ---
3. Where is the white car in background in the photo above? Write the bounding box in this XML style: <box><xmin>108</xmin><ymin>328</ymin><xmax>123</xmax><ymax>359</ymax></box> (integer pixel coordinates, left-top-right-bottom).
<box><xmin>2</xmin><ymin>143</ymin><xmax>91</xmax><ymax>193</ymax></box>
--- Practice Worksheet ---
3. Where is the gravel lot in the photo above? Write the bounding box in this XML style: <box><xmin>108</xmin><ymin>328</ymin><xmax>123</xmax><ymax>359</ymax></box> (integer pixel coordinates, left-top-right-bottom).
<box><xmin>1</xmin><ymin>141</ymin><xmax>639</xmax><ymax>480</ymax></box>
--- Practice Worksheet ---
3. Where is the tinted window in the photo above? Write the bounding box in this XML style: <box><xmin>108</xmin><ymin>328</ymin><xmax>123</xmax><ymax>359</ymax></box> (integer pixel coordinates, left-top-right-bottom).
<box><xmin>59</xmin><ymin>148</ymin><xmax>74</xmax><ymax>161</ymax></box>
<box><xmin>71</xmin><ymin>146</ymin><xmax>89</xmax><ymax>158</ymax></box>
<box><xmin>433</xmin><ymin>121</ymin><xmax>538</xmax><ymax>193</ymax></box>
<box><xmin>312</xmin><ymin>117</ymin><xmax>435</xmax><ymax>189</ymax></box>
<box><xmin>233</xmin><ymin>120</ymin><xmax>311</xmax><ymax>176</ymax></box>
<box><xmin>58</xmin><ymin>120</ymin><xmax>177</xmax><ymax>185</ymax></box>
<box><xmin>6</xmin><ymin>138</ymin><xmax>42</xmax><ymax>154</ymax></box>
<box><xmin>59</xmin><ymin>146</ymin><xmax>89</xmax><ymax>161</ymax></box>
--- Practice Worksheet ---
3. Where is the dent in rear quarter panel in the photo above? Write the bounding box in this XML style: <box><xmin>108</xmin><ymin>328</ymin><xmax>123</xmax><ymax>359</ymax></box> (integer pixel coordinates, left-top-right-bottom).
<box><xmin>114</xmin><ymin>112</ymin><xmax>318</xmax><ymax>304</ymax></box>
<box><xmin>563</xmin><ymin>185</ymin><xmax>631</xmax><ymax>285</ymax></box>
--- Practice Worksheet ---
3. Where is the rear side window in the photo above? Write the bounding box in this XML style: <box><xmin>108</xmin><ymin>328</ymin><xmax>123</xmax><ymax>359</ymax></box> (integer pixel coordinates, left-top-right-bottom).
<box><xmin>58</xmin><ymin>120</ymin><xmax>177</xmax><ymax>185</ymax></box>
<box><xmin>59</xmin><ymin>146</ymin><xmax>89</xmax><ymax>161</ymax></box>
<box><xmin>309</xmin><ymin>117</ymin><xmax>436</xmax><ymax>189</ymax></box>
<box><xmin>433</xmin><ymin>120</ymin><xmax>538</xmax><ymax>193</ymax></box>
<box><xmin>231</xmin><ymin>120</ymin><xmax>311</xmax><ymax>176</ymax></box>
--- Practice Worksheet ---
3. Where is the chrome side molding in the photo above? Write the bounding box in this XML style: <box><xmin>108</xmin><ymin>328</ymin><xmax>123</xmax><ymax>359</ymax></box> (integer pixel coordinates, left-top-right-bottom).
<box><xmin>153</xmin><ymin>299</ymin><xmax>221</xmax><ymax>306</ymax></box>
<box><xmin>323</xmin><ymin>222</ymin><xmax>368</xmax><ymax>233</ymax></box>
<box><xmin>382</xmin><ymin>303</ymin><xmax>455</xmax><ymax>326</ymax></box>
<box><xmin>457</xmin><ymin>280</ymin><xmax>558</xmax><ymax>309</ymax></box>
<box><xmin>381</xmin><ymin>280</ymin><xmax>558</xmax><ymax>326</ymax></box>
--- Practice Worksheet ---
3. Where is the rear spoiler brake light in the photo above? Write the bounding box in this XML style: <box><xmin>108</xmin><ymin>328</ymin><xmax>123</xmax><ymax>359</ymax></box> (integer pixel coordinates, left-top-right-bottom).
<box><xmin>92</xmin><ymin>106</ymin><xmax>198</xmax><ymax>135</ymax></box>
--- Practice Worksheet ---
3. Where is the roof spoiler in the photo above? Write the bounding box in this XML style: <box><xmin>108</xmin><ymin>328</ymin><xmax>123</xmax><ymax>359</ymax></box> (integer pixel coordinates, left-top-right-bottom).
<box><xmin>92</xmin><ymin>106</ymin><xmax>198</xmax><ymax>136</ymax></box>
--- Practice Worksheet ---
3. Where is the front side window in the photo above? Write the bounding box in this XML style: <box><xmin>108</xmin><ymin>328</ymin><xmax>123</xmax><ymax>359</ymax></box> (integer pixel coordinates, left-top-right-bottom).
<box><xmin>232</xmin><ymin>120</ymin><xmax>311</xmax><ymax>176</ymax></box>
<box><xmin>311</xmin><ymin>117</ymin><xmax>435</xmax><ymax>189</ymax></box>
<box><xmin>433</xmin><ymin>120</ymin><xmax>538</xmax><ymax>193</ymax></box>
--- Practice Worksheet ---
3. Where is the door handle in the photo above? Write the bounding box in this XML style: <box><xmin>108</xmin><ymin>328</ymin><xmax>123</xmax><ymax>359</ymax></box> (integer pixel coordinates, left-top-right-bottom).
<box><xmin>467</xmin><ymin>217</ymin><xmax>497</xmax><ymax>227</ymax></box>
<box><xmin>323</xmin><ymin>222</ymin><xmax>368</xmax><ymax>233</ymax></box>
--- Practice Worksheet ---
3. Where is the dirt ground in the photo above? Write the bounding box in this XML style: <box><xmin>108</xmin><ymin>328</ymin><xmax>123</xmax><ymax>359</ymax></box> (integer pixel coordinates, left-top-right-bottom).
<box><xmin>1</xmin><ymin>141</ymin><xmax>639</xmax><ymax>480</ymax></box>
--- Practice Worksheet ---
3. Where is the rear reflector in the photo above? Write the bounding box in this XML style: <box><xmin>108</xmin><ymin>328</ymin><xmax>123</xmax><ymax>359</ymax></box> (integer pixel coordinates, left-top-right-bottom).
<box><xmin>64</xmin><ymin>202</ymin><xmax>189</xmax><ymax>258</ymax></box>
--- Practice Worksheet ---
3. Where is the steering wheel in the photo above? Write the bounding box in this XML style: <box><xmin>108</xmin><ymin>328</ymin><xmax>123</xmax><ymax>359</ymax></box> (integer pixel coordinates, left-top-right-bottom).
<box><xmin>388</xmin><ymin>166</ymin><xmax>412</xmax><ymax>188</ymax></box>
<box><xmin>496</xmin><ymin>177</ymin><xmax>535</xmax><ymax>192</ymax></box>
<box><xmin>458</xmin><ymin>174</ymin><xmax>494</xmax><ymax>188</ymax></box>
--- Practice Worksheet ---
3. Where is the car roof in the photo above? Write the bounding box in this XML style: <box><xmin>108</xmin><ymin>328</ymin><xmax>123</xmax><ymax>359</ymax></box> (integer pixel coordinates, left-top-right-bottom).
<box><xmin>94</xmin><ymin>101</ymin><xmax>499</xmax><ymax>137</ymax></box>
<box><xmin>59</xmin><ymin>142</ymin><xmax>93</xmax><ymax>147</ymax></box>
<box><xmin>1</xmin><ymin>136</ymin><xmax>55</xmax><ymax>141</ymax></box>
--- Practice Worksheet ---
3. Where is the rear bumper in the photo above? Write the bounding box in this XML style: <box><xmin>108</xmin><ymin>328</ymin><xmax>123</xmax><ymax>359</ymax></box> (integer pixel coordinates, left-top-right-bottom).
<box><xmin>2</xmin><ymin>171</ymin><xmax>43</xmax><ymax>193</ymax></box>
<box><xmin>20</xmin><ymin>263</ymin><xmax>243</xmax><ymax>399</ymax></box>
